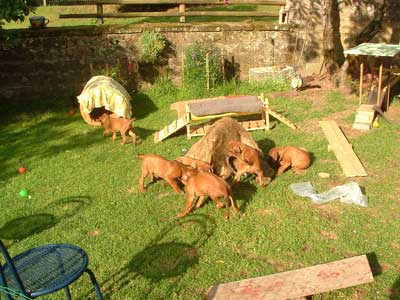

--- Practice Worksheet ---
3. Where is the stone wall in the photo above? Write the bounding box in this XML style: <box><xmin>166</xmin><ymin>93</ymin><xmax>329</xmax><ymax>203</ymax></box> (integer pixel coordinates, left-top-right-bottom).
<box><xmin>0</xmin><ymin>23</ymin><xmax>292</xmax><ymax>102</ymax></box>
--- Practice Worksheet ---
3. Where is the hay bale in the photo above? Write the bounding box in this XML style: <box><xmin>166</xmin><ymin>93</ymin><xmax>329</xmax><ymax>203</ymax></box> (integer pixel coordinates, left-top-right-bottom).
<box><xmin>185</xmin><ymin>117</ymin><xmax>267</xmax><ymax>178</ymax></box>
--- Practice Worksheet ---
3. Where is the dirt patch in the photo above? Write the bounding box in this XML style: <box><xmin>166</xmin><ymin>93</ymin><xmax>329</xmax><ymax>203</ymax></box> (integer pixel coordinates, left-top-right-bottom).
<box><xmin>315</xmin><ymin>205</ymin><xmax>341</xmax><ymax>223</ymax></box>
<box><xmin>320</xmin><ymin>230</ymin><xmax>338</xmax><ymax>240</ymax></box>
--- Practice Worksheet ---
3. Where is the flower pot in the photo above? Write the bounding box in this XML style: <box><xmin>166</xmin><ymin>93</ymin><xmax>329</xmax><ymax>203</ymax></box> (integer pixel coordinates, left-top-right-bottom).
<box><xmin>29</xmin><ymin>16</ymin><xmax>49</xmax><ymax>29</ymax></box>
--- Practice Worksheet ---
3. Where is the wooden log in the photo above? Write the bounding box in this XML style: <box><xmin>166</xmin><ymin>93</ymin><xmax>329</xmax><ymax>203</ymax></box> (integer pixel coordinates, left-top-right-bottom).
<box><xmin>60</xmin><ymin>11</ymin><xmax>279</xmax><ymax>18</ymax></box>
<box><xmin>206</xmin><ymin>255</ymin><xmax>373</xmax><ymax>300</ymax></box>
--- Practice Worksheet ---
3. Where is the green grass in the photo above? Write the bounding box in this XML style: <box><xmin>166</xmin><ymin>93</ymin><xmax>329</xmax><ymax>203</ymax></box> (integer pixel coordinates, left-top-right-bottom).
<box><xmin>1</xmin><ymin>79</ymin><xmax>400</xmax><ymax>300</ymax></box>
<box><xmin>2</xmin><ymin>4</ymin><xmax>279</xmax><ymax>29</ymax></box>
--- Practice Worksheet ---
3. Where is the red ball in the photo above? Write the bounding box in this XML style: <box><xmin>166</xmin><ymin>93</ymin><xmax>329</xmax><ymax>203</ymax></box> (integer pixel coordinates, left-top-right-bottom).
<box><xmin>69</xmin><ymin>110</ymin><xmax>75</xmax><ymax>116</ymax></box>
<box><xmin>18</xmin><ymin>166</ymin><xmax>26</xmax><ymax>174</ymax></box>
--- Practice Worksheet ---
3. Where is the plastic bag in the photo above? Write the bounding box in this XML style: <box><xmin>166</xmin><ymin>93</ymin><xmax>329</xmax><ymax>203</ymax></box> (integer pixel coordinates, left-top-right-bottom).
<box><xmin>289</xmin><ymin>181</ymin><xmax>368</xmax><ymax>207</ymax></box>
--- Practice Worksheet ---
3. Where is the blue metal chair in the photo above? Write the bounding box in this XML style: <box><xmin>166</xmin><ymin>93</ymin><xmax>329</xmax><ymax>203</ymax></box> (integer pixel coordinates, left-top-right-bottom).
<box><xmin>0</xmin><ymin>240</ymin><xmax>103</xmax><ymax>300</ymax></box>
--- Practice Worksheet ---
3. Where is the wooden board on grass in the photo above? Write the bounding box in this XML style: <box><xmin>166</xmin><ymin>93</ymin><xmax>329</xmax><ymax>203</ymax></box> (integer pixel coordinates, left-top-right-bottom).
<box><xmin>206</xmin><ymin>255</ymin><xmax>373</xmax><ymax>300</ymax></box>
<box><xmin>319</xmin><ymin>120</ymin><xmax>368</xmax><ymax>177</ymax></box>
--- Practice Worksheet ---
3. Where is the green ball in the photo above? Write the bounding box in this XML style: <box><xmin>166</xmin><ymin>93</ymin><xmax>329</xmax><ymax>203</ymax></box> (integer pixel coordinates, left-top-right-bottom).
<box><xmin>19</xmin><ymin>189</ymin><xmax>29</xmax><ymax>198</ymax></box>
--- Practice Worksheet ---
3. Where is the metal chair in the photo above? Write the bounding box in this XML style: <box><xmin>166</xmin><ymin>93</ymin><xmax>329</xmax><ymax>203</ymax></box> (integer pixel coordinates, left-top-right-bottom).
<box><xmin>0</xmin><ymin>240</ymin><xmax>103</xmax><ymax>300</ymax></box>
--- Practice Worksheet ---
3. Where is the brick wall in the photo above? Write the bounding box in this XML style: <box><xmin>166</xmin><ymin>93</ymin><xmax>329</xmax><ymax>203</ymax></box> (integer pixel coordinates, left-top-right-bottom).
<box><xmin>0</xmin><ymin>23</ymin><xmax>292</xmax><ymax>102</ymax></box>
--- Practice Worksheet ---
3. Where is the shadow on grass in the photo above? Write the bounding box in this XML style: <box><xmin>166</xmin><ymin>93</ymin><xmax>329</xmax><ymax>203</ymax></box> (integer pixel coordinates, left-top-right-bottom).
<box><xmin>134</xmin><ymin>126</ymin><xmax>155</xmax><ymax>141</ymax></box>
<box><xmin>390</xmin><ymin>276</ymin><xmax>400</xmax><ymax>300</ymax></box>
<box><xmin>0</xmin><ymin>196</ymin><xmax>92</xmax><ymax>246</ymax></box>
<box><xmin>99</xmin><ymin>214</ymin><xmax>215</xmax><ymax>299</ymax></box>
<box><xmin>233</xmin><ymin>180</ymin><xmax>258</xmax><ymax>213</ymax></box>
<box><xmin>0</xmin><ymin>112</ymin><xmax>104</xmax><ymax>182</ymax></box>
<box><xmin>132</xmin><ymin>93</ymin><xmax>158</xmax><ymax>120</ymax></box>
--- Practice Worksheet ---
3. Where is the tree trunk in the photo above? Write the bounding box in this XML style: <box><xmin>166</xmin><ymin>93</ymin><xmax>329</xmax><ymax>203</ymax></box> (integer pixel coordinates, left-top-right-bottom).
<box><xmin>322</xmin><ymin>0</ymin><xmax>345</xmax><ymax>79</ymax></box>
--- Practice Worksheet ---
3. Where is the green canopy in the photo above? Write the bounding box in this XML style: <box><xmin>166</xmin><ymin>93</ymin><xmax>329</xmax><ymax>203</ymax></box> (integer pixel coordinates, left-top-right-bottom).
<box><xmin>344</xmin><ymin>43</ymin><xmax>400</xmax><ymax>57</ymax></box>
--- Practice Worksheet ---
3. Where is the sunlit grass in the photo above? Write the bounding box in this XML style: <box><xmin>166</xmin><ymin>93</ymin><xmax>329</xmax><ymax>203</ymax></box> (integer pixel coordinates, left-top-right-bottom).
<box><xmin>1</xmin><ymin>79</ymin><xmax>400</xmax><ymax>300</ymax></box>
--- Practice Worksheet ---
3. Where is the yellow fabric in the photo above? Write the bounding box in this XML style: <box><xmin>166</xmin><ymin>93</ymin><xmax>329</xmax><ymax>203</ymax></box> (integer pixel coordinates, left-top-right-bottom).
<box><xmin>190</xmin><ymin>111</ymin><xmax>259</xmax><ymax>121</ymax></box>
<box><xmin>77</xmin><ymin>76</ymin><xmax>133</xmax><ymax>119</ymax></box>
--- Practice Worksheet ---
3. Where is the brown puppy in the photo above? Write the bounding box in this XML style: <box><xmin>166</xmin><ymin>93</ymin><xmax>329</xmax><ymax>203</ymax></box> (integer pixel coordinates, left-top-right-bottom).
<box><xmin>175</xmin><ymin>156</ymin><xmax>212</xmax><ymax>172</ymax></box>
<box><xmin>231</xmin><ymin>157</ymin><xmax>272</xmax><ymax>186</ymax></box>
<box><xmin>179</xmin><ymin>171</ymin><xmax>239</xmax><ymax>219</ymax></box>
<box><xmin>227</xmin><ymin>140</ymin><xmax>265</xmax><ymax>187</ymax></box>
<box><xmin>138</xmin><ymin>154</ymin><xmax>195</xmax><ymax>193</ymax></box>
<box><xmin>268</xmin><ymin>146</ymin><xmax>311</xmax><ymax>175</ymax></box>
<box><xmin>99</xmin><ymin>114</ymin><xmax>136</xmax><ymax>145</ymax></box>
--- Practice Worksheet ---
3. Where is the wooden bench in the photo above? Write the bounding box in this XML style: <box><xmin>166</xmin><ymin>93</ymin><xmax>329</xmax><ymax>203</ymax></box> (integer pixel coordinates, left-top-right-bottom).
<box><xmin>206</xmin><ymin>255</ymin><xmax>374</xmax><ymax>300</ymax></box>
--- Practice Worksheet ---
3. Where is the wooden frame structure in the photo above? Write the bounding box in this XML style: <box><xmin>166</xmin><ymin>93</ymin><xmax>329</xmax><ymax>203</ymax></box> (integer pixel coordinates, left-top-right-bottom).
<box><xmin>154</xmin><ymin>94</ymin><xmax>296</xmax><ymax>143</ymax></box>
<box><xmin>57</xmin><ymin>0</ymin><xmax>285</xmax><ymax>24</ymax></box>
<box><xmin>344</xmin><ymin>43</ymin><xmax>400</xmax><ymax>108</ymax></box>
<box><xmin>344</xmin><ymin>43</ymin><xmax>400</xmax><ymax>130</ymax></box>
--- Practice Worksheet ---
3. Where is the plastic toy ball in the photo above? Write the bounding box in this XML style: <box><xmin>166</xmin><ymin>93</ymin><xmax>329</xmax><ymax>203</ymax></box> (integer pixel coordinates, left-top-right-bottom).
<box><xmin>69</xmin><ymin>110</ymin><xmax>75</xmax><ymax>116</ymax></box>
<box><xmin>19</xmin><ymin>189</ymin><xmax>29</xmax><ymax>198</ymax></box>
<box><xmin>373</xmin><ymin>119</ymin><xmax>379</xmax><ymax>128</ymax></box>
<box><xmin>18</xmin><ymin>166</ymin><xmax>26</xmax><ymax>174</ymax></box>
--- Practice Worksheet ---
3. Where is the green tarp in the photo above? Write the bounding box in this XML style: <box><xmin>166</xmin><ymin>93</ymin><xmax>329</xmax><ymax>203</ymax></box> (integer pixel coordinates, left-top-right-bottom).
<box><xmin>344</xmin><ymin>43</ymin><xmax>400</xmax><ymax>57</ymax></box>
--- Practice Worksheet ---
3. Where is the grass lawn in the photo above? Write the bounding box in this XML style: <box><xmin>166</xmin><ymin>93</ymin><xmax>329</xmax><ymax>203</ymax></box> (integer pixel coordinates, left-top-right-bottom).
<box><xmin>3</xmin><ymin>4</ymin><xmax>279</xmax><ymax>29</ymax></box>
<box><xmin>1</xmin><ymin>79</ymin><xmax>400</xmax><ymax>300</ymax></box>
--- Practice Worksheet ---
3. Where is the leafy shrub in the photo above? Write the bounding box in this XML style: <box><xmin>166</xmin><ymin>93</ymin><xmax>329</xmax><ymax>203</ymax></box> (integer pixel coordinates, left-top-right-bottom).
<box><xmin>0</xmin><ymin>0</ymin><xmax>34</xmax><ymax>23</ymax></box>
<box><xmin>183</xmin><ymin>42</ymin><xmax>222</xmax><ymax>92</ymax></box>
<box><xmin>140</xmin><ymin>30</ymin><xmax>167</xmax><ymax>64</ymax></box>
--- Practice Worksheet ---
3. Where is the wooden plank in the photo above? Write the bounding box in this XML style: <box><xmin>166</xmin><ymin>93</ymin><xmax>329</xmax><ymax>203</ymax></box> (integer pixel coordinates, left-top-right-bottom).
<box><xmin>319</xmin><ymin>121</ymin><xmax>367</xmax><ymax>177</ymax></box>
<box><xmin>154</xmin><ymin>115</ymin><xmax>189</xmax><ymax>143</ymax></box>
<box><xmin>55</xmin><ymin>0</ymin><xmax>285</xmax><ymax>4</ymax></box>
<box><xmin>60</xmin><ymin>11</ymin><xmax>279</xmax><ymax>18</ymax></box>
<box><xmin>206</xmin><ymin>255</ymin><xmax>373</xmax><ymax>300</ymax></box>
<box><xmin>268</xmin><ymin>109</ymin><xmax>297</xmax><ymax>130</ymax></box>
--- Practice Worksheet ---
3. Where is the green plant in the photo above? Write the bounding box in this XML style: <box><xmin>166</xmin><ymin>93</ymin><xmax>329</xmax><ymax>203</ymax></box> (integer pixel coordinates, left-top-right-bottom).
<box><xmin>140</xmin><ymin>30</ymin><xmax>167</xmax><ymax>64</ymax></box>
<box><xmin>183</xmin><ymin>42</ymin><xmax>222</xmax><ymax>92</ymax></box>
<box><xmin>0</xmin><ymin>0</ymin><xmax>34</xmax><ymax>23</ymax></box>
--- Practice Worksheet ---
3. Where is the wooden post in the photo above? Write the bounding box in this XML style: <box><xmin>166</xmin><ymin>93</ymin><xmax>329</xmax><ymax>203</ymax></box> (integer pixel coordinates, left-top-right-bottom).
<box><xmin>90</xmin><ymin>63</ymin><xmax>94</xmax><ymax>76</ymax></box>
<box><xmin>206</xmin><ymin>53</ymin><xmax>210</xmax><ymax>91</ymax></box>
<box><xmin>182</xmin><ymin>51</ymin><xmax>185</xmax><ymax>85</ymax></box>
<box><xmin>179</xmin><ymin>4</ymin><xmax>186</xmax><ymax>23</ymax></box>
<box><xmin>377</xmin><ymin>63</ymin><xmax>383</xmax><ymax>106</ymax></box>
<box><xmin>105</xmin><ymin>63</ymin><xmax>109</xmax><ymax>76</ymax></box>
<box><xmin>185</xmin><ymin>105</ymin><xmax>191</xmax><ymax>140</ymax></box>
<box><xmin>43</xmin><ymin>0</ymin><xmax>47</xmax><ymax>6</ymax></box>
<box><xmin>96</xmin><ymin>3</ymin><xmax>104</xmax><ymax>25</ymax></box>
<box><xmin>359</xmin><ymin>61</ymin><xmax>364</xmax><ymax>105</ymax></box>
<box><xmin>221</xmin><ymin>48</ymin><xmax>225</xmax><ymax>82</ymax></box>
<box><xmin>386</xmin><ymin>83</ymin><xmax>391</xmax><ymax>111</ymax></box>
<box><xmin>261</xmin><ymin>93</ymin><xmax>270</xmax><ymax>131</ymax></box>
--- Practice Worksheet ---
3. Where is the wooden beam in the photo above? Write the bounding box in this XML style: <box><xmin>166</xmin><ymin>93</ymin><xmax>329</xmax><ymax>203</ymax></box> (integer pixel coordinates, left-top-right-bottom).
<box><xmin>60</xmin><ymin>11</ymin><xmax>279</xmax><ymax>18</ymax></box>
<box><xmin>206</xmin><ymin>255</ymin><xmax>373</xmax><ymax>300</ymax></box>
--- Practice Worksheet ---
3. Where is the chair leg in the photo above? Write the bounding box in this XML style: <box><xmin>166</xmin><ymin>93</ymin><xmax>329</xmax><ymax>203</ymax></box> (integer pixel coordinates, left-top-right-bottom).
<box><xmin>86</xmin><ymin>268</ymin><xmax>103</xmax><ymax>300</ymax></box>
<box><xmin>64</xmin><ymin>286</ymin><xmax>72</xmax><ymax>300</ymax></box>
